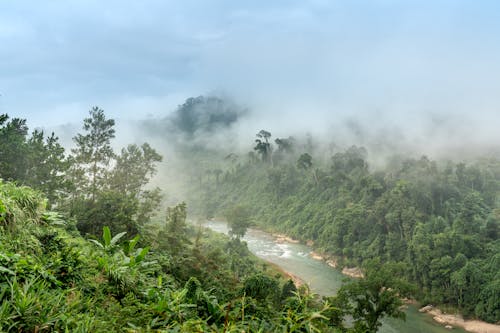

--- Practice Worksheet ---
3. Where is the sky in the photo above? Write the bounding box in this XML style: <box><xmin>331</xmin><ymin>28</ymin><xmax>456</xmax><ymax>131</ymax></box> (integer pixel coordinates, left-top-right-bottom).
<box><xmin>1</xmin><ymin>0</ymin><xmax>500</xmax><ymax>144</ymax></box>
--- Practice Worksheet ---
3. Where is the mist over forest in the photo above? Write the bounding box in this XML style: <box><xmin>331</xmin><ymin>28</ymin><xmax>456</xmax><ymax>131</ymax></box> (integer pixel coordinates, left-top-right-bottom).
<box><xmin>40</xmin><ymin>91</ymin><xmax>500</xmax><ymax>190</ymax></box>
<box><xmin>31</xmin><ymin>91</ymin><xmax>500</xmax><ymax>230</ymax></box>
<box><xmin>2</xmin><ymin>1</ymin><xmax>500</xmax><ymax>332</ymax></box>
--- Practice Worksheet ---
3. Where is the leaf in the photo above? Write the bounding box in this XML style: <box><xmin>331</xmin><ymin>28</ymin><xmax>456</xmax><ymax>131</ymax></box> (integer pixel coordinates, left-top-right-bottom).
<box><xmin>135</xmin><ymin>247</ymin><xmax>150</xmax><ymax>264</ymax></box>
<box><xmin>41</xmin><ymin>211</ymin><xmax>66</xmax><ymax>226</ymax></box>
<box><xmin>0</xmin><ymin>265</ymin><xmax>15</xmax><ymax>275</ymax></box>
<box><xmin>89</xmin><ymin>239</ymin><xmax>104</xmax><ymax>249</ymax></box>
<box><xmin>127</xmin><ymin>235</ymin><xmax>140</xmax><ymax>254</ymax></box>
<box><xmin>309</xmin><ymin>312</ymin><xmax>327</xmax><ymax>320</ymax></box>
<box><xmin>110</xmin><ymin>231</ymin><xmax>127</xmax><ymax>246</ymax></box>
<box><xmin>103</xmin><ymin>226</ymin><xmax>111</xmax><ymax>247</ymax></box>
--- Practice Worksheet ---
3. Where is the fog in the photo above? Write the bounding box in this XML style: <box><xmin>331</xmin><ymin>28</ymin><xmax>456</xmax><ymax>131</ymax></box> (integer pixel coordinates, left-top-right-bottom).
<box><xmin>2</xmin><ymin>1</ymin><xmax>500</xmax><ymax>169</ymax></box>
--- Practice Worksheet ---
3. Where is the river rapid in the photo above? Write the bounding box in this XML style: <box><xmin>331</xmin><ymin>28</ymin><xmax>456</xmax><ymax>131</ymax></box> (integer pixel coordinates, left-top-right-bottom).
<box><xmin>204</xmin><ymin>220</ymin><xmax>468</xmax><ymax>333</ymax></box>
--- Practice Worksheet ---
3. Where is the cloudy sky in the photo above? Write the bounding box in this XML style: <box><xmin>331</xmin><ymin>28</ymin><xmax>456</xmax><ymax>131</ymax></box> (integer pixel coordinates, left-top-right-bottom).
<box><xmin>1</xmin><ymin>0</ymin><xmax>500</xmax><ymax>137</ymax></box>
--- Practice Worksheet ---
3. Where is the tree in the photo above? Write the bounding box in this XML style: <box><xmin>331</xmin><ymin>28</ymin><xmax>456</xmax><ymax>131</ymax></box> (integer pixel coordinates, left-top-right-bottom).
<box><xmin>273</xmin><ymin>137</ymin><xmax>295</xmax><ymax>165</ymax></box>
<box><xmin>281</xmin><ymin>279</ymin><xmax>297</xmax><ymax>302</ymax></box>
<box><xmin>167</xmin><ymin>96</ymin><xmax>242</xmax><ymax>138</ymax></box>
<box><xmin>212</xmin><ymin>168</ymin><xmax>223</xmax><ymax>185</ymax></box>
<box><xmin>159</xmin><ymin>202</ymin><xmax>190</xmax><ymax>255</ymax></box>
<box><xmin>225</xmin><ymin>205</ymin><xmax>252</xmax><ymax>239</ymax></box>
<box><xmin>109</xmin><ymin>143</ymin><xmax>162</xmax><ymax>196</ymax></box>
<box><xmin>75</xmin><ymin>190</ymin><xmax>138</xmax><ymax>236</ymax></box>
<box><xmin>475</xmin><ymin>274</ymin><xmax>500</xmax><ymax>322</ymax></box>
<box><xmin>336</xmin><ymin>261</ymin><xmax>413</xmax><ymax>333</ymax></box>
<box><xmin>0</xmin><ymin>115</ymin><xmax>69</xmax><ymax>207</ymax></box>
<box><xmin>71</xmin><ymin>107</ymin><xmax>115</xmax><ymax>201</ymax></box>
<box><xmin>297</xmin><ymin>153</ymin><xmax>313</xmax><ymax>170</ymax></box>
<box><xmin>0</xmin><ymin>114</ymin><xmax>29</xmax><ymax>181</ymax></box>
<box><xmin>254</xmin><ymin>130</ymin><xmax>272</xmax><ymax>164</ymax></box>
<box><xmin>331</xmin><ymin>146</ymin><xmax>367</xmax><ymax>174</ymax></box>
<box><xmin>69</xmin><ymin>108</ymin><xmax>164</xmax><ymax>237</ymax></box>
<box><xmin>275</xmin><ymin>137</ymin><xmax>295</xmax><ymax>154</ymax></box>
<box><xmin>109</xmin><ymin>143</ymin><xmax>163</xmax><ymax>229</ymax></box>
<box><xmin>483</xmin><ymin>215</ymin><xmax>499</xmax><ymax>240</ymax></box>
<box><xmin>242</xmin><ymin>273</ymin><xmax>279</xmax><ymax>302</ymax></box>
<box><xmin>25</xmin><ymin>130</ymin><xmax>70</xmax><ymax>207</ymax></box>
<box><xmin>267</xmin><ymin>165</ymin><xmax>300</xmax><ymax>200</ymax></box>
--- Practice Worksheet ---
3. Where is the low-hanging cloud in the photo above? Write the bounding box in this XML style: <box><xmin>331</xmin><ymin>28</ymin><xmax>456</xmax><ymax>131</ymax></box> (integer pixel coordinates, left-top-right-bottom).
<box><xmin>1</xmin><ymin>0</ymin><xmax>500</xmax><ymax>159</ymax></box>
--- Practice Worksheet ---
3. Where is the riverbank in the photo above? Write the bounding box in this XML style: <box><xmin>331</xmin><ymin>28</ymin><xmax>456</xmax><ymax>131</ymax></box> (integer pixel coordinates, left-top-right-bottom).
<box><xmin>263</xmin><ymin>260</ymin><xmax>305</xmax><ymax>288</ymax></box>
<box><xmin>419</xmin><ymin>306</ymin><xmax>500</xmax><ymax>333</ymax></box>
<box><xmin>274</xmin><ymin>233</ymin><xmax>300</xmax><ymax>244</ymax></box>
<box><xmin>277</xmin><ymin>237</ymin><xmax>499</xmax><ymax>333</ymax></box>
<box><xmin>204</xmin><ymin>220</ymin><xmax>498</xmax><ymax>333</ymax></box>
<box><xmin>309</xmin><ymin>250</ymin><xmax>365</xmax><ymax>278</ymax></box>
<box><xmin>204</xmin><ymin>219</ymin><xmax>478</xmax><ymax>333</ymax></box>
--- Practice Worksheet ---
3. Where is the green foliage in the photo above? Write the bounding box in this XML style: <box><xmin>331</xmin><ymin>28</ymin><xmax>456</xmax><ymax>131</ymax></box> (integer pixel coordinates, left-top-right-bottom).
<box><xmin>7</xmin><ymin>107</ymin><xmax>481</xmax><ymax>329</ymax></box>
<box><xmin>0</xmin><ymin>181</ymin><xmax>46</xmax><ymax>226</ymax></box>
<box><xmin>336</xmin><ymin>261</ymin><xmax>413</xmax><ymax>333</ymax></box>
<box><xmin>0</xmin><ymin>178</ymin><xmax>416</xmax><ymax>331</ymax></box>
<box><xmin>242</xmin><ymin>273</ymin><xmax>279</xmax><ymax>303</ymax></box>
<box><xmin>225</xmin><ymin>204</ymin><xmax>252</xmax><ymax>239</ymax></box>
<box><xmin>254</xmin><ymin>129</ymin><xmax>272</xmax><ymax>163</ymax></box>
<box><xmin>71</xmin><ymin>106</ymin><xmax>116</xmax><ymax>201</ymax></box>
<box><xmin>73</xmin><ymin>190</ymin><xmax>139</xmax><ymax>236</ymax></box>
<box><xmin>68</xmin><ymin>108</ymin><xmax>163</xmax><ymax>239</ymax></box>
<box><xmin>166</xmin><ymin>95</ymin><xmax>243</xmax><ymax>138</ymax></box>
<box><xmin>199</xmin><ymin>143</ymin><xmax>500</xmax><ymax>323</ymax></box>
<box><xmin>109</xmin><ymin>143</ymin><xmax>162</xmax><ymax>196</ymax></box>
<box><xmin>25</xmin><ymin>130</ymin><xmax>70</xmax><ymax>206</ymax></box>
<box><xmin>281</xmin><ymin>279</ymin><xmax>298</xmax><ymax>302</ymax></box>
<box><xmin>281</xmin><ymin>291</ymin><xmax>337</xmax><ymax>333</ymax></box>
<box><xmin>89</xmin><ymin>226</ymin><xmax>127</xmax><ymax>253</ymax></box>
<box><xmin>159</xmin><ymin>202</ymin><xmax>190</xmax><ymax>256</ymax></box>
<box><xmin>0</xmin><ymin>114</ymin><xmax>29</xmax><ymax>182</ymax></box>
<box><xmin>0</xmin><ymin>278</ymin><xmax>66</xmax><ymax>331</ymax></box>
<box><xmin>297</xmin><ymin>153</ymin><xmax>313</xmax><ymax>170</ymax></box>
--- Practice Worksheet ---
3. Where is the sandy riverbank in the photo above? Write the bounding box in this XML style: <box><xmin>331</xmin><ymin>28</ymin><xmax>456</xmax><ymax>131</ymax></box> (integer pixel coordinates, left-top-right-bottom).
<box><xmin>419</xmin><ymin>305</ymin><xmax>500</xmax><ymax>333</ymax></box>
<box><xmin>309</xmin><ymin>251</ymin><xmax>364</xmax><ymax>278</ymax></box>
<box><xmin>310</xmin><ymin>251</ymin><xmax>324</xmax><ymax>260</ymax></box>
<box><xmin>341</xmin><ymin>267</ymin><xmax>364</xmax><ymax>278</ymax></box>
<box><xmin>263</xmin><ymin>260</ymin><xmax>305</xmax><ymax>288</ymax></box>
<box><xmin>274</xmin><ymin>233</ymin><xmax>300</xmax><ymax>244</ymax></box>
<box><xmin>284</xmin><ymin>271</ymin><xmax>304</xmax><ymax>288</ymax></box>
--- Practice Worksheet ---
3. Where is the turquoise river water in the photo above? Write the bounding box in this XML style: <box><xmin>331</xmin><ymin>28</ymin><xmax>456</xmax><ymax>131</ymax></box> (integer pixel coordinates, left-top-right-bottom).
<box><xmin>204</xmin><ymin>220</ymin><xmax>468</xmax><ymax>333</ymax></box>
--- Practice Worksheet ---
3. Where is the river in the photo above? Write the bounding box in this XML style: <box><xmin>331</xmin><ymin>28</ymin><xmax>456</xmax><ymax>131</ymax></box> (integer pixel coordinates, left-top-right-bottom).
<box><xmin>204</xmin><ymin>220</ymin><xmax>468</xmax><ymax>333</ymax></box>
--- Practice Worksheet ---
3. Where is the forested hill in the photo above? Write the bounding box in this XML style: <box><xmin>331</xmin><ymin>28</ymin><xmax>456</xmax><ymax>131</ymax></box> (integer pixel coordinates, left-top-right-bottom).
<box><xmin>193</xmin><ymin>134</ymin><xmax>500</xmax><ymax>324</ymax></box>
<box><xmin>0</xmin><ymin>108</ymin><xmax>417</xmax><ymax>332</ymax></box>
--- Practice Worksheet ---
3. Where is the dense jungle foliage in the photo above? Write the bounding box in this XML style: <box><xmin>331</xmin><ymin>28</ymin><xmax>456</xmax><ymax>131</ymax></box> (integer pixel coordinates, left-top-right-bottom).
<box><xmin>0</xmin><ymin>109</ymin><xmax>410</xmax><ymax>332</ymax></box>
<box><xmin>195</xmin><ymin>131</ymin><xmax>500</xmax><ymax>324</ymax></box>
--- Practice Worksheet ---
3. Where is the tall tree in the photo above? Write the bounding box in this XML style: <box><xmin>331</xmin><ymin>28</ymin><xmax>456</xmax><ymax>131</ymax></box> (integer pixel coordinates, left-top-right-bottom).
<box><xmin>225</xmin><ymin>205</ymin><xmax>252</xmax><ymax>239</ymax></box>
<box><xmin>254</xmin><ymin>130</ymin><xmax>272</xmax><ymax>164</ymax></box>
<box><xmin>336</xmin><ymin>261</ymin><xmax>413</xmax><ymax>333</ymax></box>
<box><xmin>71</xmin><ymin>107</ymin><xmax>115</xmax><ymax>201</ymax></box>
<box><xmin>297</xmin><ymin>153</ymin><xmax>313</xmax><ymax>170</ymax></box>
<box><xmin>25</xmin><ymin>130</ymin><xmax>70</xmax><ymax>207</ymax></box>
<box><xmin>110</xmin><ymin>143</ymin><xmax>162</xmax><ymax>196</ymax></box>
<box><xmin>0</xmin><ymin>114</ymin><xmax>29</xmax><ymax>181</ymax></box>
<box><xmin>274</xmin><ymin>136</ymin><xmax>295</xmax><ymax>154</ymax></box>
<box><xmin>109</xmin><ymin>143</ymin><xmax>164</xmax><ymax>230</ymax></box>
<box><xmin>159</xmin><ymin>202</ymin><xmax>189</xmax><ymax>255</ymax></box>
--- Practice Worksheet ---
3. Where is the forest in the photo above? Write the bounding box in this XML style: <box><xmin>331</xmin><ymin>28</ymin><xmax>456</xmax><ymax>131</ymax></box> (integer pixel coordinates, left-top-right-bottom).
<box><xmin>193</xmin><ymin>125</ymin><xmax>500</xmax><ymax>325</ymax></box>
<box><xmin>3</xmin><ymin>1</ymin><xmax>500</xmax><ymax>331</ymax></box>
<box><xmin>0</xmin><ymin>107</ymin><xmax>417</xmax><ymax>332</ymax></box>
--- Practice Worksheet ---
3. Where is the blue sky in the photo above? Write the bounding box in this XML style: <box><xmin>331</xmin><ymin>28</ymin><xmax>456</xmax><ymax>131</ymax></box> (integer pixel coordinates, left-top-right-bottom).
<box><xmin>1</xmin><ymin>0</ymin><xmax>500</xmax><ymax>135</ymax></box>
